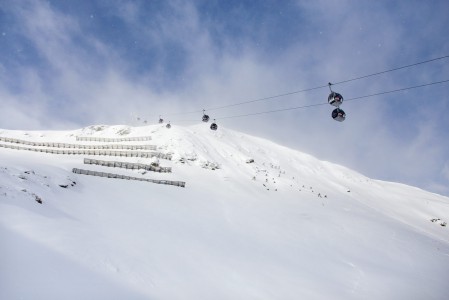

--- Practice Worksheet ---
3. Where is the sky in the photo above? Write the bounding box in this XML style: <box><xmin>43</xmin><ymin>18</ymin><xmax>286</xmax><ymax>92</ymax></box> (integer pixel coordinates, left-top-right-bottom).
<box><xmin>1</xmin><ymin>0</ymin><xmax>448</xmax><ymax>196</ymax></box>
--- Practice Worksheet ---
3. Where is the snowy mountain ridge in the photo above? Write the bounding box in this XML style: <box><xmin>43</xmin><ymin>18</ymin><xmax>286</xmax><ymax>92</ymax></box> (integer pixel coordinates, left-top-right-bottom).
<box><xmin>1</xmin><ymin>124</ymin><xmax>448</xmax><ymax>299</ymax></box>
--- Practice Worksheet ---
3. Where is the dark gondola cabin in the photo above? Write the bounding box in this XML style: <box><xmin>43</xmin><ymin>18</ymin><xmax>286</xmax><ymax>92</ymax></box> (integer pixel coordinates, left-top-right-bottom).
<box><xmin>328</xmin><ymin>92</ymin><xmax>343</xmax><ymax>107</ymax></box>
<box><xmin>166</xmin><ymin>122</ymin><xmax>171</xmax><ymax>129</ymax></box>
<box><xmin>202</xmin><ymin>110</ymin><xmax>210</xmax><ymax>122</ymax></box>
<box><xmin>210</xmin><ymin>122</ymin><xmax>218</xmax><ymax>131</ymax></box>
<box><xmin>158</xmin><ymin>116</ymin><xmax>164</xmax><ymax>124</ymax></box>
<box><xmin>332</xmin><ymin>108</ymin><xmax>346</xmax><ymax>122</ymax></box>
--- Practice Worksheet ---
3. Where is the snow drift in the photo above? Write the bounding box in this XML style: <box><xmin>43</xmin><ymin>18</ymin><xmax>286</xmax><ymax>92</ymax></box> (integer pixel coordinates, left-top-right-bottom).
<box><xmin>1</xmin><ymin>124</ymin><xmax>448</xmax><ymax>299</ymax></box>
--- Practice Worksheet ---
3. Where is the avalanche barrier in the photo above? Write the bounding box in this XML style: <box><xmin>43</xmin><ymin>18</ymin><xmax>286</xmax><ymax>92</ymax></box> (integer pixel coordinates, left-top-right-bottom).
<box><xmin>76</xmin><ymin>136</ymin><xmax>152</xmax><ymax>142</ymax></box>
<box><xmin>0</xmin><ymin>137</ymin><xmax>156</xmax><ymax>150</ymax></box>
<box><xmin>0</xmin><ymin>143</ymin><xmax>172</xmax><ymax>160</ymax></box>
<box><xmin>84</xmin><ymin>158</ymin><xmax>172</xmax><ymax>173</ymax></box>
<box><xmin>72</xmin><ymin>168</ymin><xmax>185</xmax><ymax>188</ymax></box>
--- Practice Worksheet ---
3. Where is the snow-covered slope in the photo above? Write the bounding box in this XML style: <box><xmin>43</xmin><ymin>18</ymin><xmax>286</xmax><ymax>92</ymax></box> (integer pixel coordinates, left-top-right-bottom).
<box><xmin>1</xmin><ymin>124</ymin><xmax>448</xmax><ymax>300</ymax></box>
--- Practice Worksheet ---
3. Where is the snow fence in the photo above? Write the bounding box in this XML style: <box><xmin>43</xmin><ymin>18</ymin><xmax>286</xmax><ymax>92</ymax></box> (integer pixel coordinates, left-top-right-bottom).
<box><xmin>0</xmin><ymin>143</ymin><xmax>172</xmax><ymax>160</ymax></box>
<box><xmin>76</xmin><ymin>136</ymin><xmax>152</xmax><ymax>142</ymax></box>
<box><xmin>0</xmin><ymin>137</ymin><xmax>156</xmax><ymax>150</ymax></box>
<box><xmin>72</xmin><ymin>168</ymin><xmax>185</xmax><ymax>188</ymax></box>
<box><xmin>84</xmin><ymin>158</ymin><xmax>172</xmax><ymax>173</ymax></box>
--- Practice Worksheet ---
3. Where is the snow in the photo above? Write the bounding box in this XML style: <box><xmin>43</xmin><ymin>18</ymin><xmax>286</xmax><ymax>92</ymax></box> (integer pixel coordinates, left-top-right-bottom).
<box><xmin>1</xmin><ymin>124</ymin><xmax>449</xmax><ymax>299</ymax></box>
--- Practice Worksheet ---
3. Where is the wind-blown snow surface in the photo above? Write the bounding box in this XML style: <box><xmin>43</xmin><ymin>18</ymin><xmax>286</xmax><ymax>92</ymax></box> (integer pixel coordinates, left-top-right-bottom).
<box><xmin>1</xmin><ymin>124</ymin><xmax>448</xmax><ymax>300</ymax></box>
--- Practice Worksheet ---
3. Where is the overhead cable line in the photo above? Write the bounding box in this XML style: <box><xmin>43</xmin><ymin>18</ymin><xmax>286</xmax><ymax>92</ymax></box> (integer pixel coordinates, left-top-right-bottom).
<box><xmin>162</xmin><ymin>54</ymin><xmax>449</xmax><ymax>117</ymax></box>
<box><xmin>344</xmin><ymin>79</ymin><xmax>449</xmax><ymax>103</ymax></box>
<box><xmin>332</xmin><ymin>55</ymin><xmax>449</xmax><ymax>86</ymax></box>
<box><xmin>212</xmin><ymin>79</ymin><xmax>449</xmax><ymax>120</ymax></box>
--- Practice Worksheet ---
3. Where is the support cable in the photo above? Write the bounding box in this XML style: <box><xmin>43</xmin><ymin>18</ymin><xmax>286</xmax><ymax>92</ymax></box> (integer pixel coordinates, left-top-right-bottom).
<box><xmin>161</xmin><ymin>55</ymin><xmax>449</xmax><ymax>117</ymax></box>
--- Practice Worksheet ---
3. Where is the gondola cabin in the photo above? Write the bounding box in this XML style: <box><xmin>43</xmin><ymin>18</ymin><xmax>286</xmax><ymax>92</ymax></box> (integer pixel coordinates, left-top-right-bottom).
<box><xmin>166</xmin><ymin>122</ymin><xmax>171</xmax><ymax>129</ymax></box>
<box><xmin>328</xmin><ymin>92</ymin><xmax>343</xmax><ymax>107</ymax></box>
<box><xmin>210</xmin><ymin>122</ymin><xmax>218</xmax><ymax>131</ymax></box>
<box><xmin>202</xmin><ymin>110</ymin><xmax>210</xmax><ymax>122</ymax></box>
<box><xmin>332</xmin><ymin>108</ymin><xmax>346</xmax><ymax>122</ymax></box>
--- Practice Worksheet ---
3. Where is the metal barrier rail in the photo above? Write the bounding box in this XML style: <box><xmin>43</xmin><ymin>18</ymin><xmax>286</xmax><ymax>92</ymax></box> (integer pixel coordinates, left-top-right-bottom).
<box><xmin>0</xmin><ymin>137</ymin><xmax>156</xmax><ymax>150</ymax></box>
<box><xmin>84</xmin><ymin>158</ymin><xmax>172</xmax><ymax>173</ymax></box>
<box><xmin>0</xmin><ymin>143</ymin><xmax>172</xmax><ymax>160</ymax></box>
<box><xmin>76</xmin><ymin>136</ymin><xmax>152</xmax><ymax>142</ymax></box>
<box><xmin>72</xmin><ymin>168</ymin><xmax>185</xmax><ymax>188</ymax></box>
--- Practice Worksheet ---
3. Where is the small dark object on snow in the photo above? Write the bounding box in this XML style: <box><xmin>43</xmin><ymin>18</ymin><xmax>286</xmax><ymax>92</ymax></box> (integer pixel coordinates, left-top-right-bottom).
<box><xmin>59</xmin><ymin>184</ymin><xmax>68</xmax><ymax>188</ymax></box>
<box><xmin>33</xmin><ymin>194</ymin><xmax>43</xmax><ymax>204</ymax></box>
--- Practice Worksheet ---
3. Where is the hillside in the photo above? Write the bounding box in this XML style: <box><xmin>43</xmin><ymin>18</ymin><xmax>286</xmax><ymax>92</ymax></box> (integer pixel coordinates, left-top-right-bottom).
<box><xmin>1</xmin><ymin>124</ymin><xmax>448</xmax><ymax>300</ymax></box>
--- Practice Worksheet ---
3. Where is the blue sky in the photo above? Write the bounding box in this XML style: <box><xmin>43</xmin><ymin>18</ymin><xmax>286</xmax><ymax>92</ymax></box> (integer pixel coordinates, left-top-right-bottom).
<box><xmin>1</xmin><ymin>0</ymin><xmax>449</xmax><ymax>196</ymax></box>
